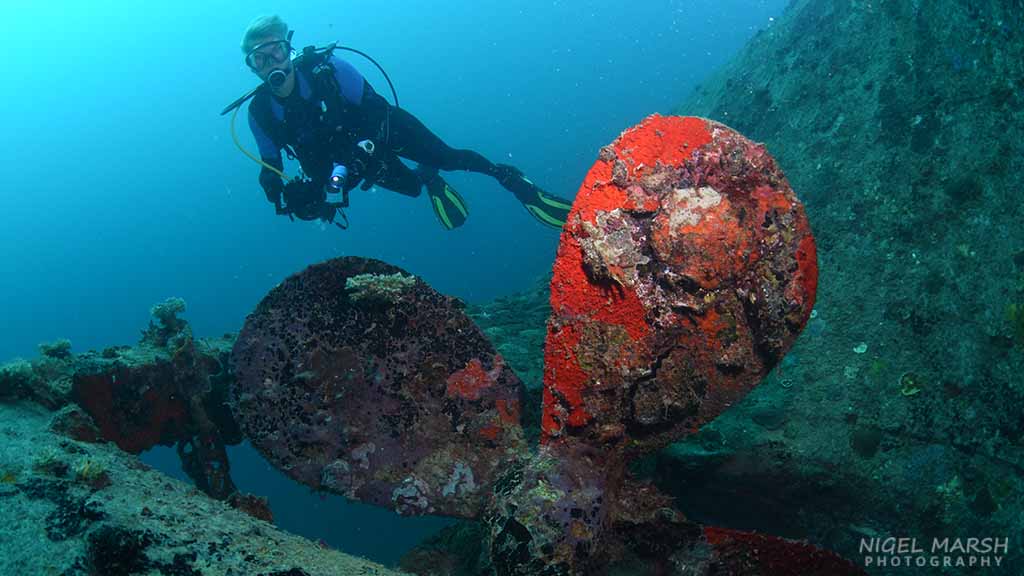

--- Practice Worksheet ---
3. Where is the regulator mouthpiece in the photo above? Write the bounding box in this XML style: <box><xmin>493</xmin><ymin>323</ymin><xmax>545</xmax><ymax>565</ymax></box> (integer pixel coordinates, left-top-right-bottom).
<box><xmin>268</xmin><ymin>68</ymin><xmax>288</xmax><ymax>88</ymax></box>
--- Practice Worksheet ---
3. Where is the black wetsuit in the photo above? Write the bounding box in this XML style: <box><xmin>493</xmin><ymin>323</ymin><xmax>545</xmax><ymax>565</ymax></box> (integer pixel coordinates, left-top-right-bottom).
<box><xmin>247</xmin><ymin>54</ymin><xmax>501</xmax><ymax>203</ymax></box>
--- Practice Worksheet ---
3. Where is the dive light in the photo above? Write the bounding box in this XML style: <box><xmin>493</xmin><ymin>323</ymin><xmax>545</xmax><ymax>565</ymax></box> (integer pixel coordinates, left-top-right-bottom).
<box><xmin>329</xmin><ymin>164</ymin><xmax>348</xmax><ymax>192</ymax></box>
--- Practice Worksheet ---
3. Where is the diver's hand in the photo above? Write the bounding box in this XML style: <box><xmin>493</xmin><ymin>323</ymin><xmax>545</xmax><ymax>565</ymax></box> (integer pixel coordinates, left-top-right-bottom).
<box><xmin>358</xmin><ymin>162</ymin><xmax>381</xmax><ymax>191</ymax></box>
<box><xmin>261</xmin><ymin>172</ymin><xmax>285</xmax><ymax>205</ymax></box>
<box><xmin>275</xmin><ymin>203</ymin><xmax>294</xmax><ymax>221</ymax></box>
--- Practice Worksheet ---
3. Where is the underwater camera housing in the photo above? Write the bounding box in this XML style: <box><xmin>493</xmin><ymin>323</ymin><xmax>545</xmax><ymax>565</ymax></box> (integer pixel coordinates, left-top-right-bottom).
<box><xmin>282</xmin><ymin>179</ymin><xmax>325</xmax><ymax>221</ymax></box>
<box><xmin>282</xmin><ymin>178</ymin><xmax>350</xmax><ymax>229</ymax></box>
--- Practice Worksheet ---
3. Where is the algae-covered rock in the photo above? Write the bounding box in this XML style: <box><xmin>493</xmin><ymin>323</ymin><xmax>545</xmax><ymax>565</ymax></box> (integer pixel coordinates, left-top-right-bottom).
<box><xmin>0</xmin><ymin>401</ymin><xmax>408</xmax><ymax>576</ymax></box>
<box><xmin>0</xmin><ymin>360</ymin><xmax>35</xmax><ymax>400</ymax></box>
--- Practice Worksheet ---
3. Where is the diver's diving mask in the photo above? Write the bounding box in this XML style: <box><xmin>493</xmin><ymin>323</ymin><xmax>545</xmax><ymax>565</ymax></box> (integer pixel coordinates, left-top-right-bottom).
<box><xmin>245</xmin><ymin>39</ymin><xmax>291</xmax><ymax>71</ymax></box>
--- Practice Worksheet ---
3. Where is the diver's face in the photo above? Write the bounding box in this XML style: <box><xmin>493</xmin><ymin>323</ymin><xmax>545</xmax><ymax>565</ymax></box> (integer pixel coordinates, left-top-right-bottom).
<box><xmin>246</xmin><ymin>36</ymin><xmax>294</xmax><ymax>95</ymax></box>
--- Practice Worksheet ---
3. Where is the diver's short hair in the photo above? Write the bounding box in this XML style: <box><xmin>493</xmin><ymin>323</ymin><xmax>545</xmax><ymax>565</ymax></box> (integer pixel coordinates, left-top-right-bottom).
<box><xmin>241</xmin><ymin>15</ymin><xmax>289</xmax><ymax>53</ymax></box>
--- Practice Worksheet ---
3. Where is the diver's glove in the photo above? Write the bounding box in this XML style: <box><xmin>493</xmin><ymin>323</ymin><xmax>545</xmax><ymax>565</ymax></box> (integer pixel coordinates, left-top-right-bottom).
<box><xmin>259</xmin><ymin>169</ymin><xmax>285</xmax><ymax>212</ymax></box>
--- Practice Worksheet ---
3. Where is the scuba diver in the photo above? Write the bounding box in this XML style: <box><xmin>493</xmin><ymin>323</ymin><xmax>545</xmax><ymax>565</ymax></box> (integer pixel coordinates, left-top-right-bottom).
<box><xmin>232</xmin><ymin>15</ymin><xmax>573</xmax><ymax>231</ymax></box>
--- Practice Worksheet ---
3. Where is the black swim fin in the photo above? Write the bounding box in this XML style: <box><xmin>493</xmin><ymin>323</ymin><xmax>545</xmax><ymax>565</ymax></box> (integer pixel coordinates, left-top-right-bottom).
<box><xmin>494</xmin><ymin>164</ymin><xmax>572</xmax><ymax>229</ymax></box>
<box><xmin>424</xmin><ymin>173</ymin><xmax>469</xmax><ymax>230</ymax></box>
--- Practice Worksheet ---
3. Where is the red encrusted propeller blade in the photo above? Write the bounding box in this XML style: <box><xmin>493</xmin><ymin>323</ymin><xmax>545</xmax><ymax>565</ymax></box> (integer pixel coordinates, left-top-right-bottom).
<box><xmin>543</xmin><ymin>114</ymin><xmax>818</xmax><ymax>459</ymax></box>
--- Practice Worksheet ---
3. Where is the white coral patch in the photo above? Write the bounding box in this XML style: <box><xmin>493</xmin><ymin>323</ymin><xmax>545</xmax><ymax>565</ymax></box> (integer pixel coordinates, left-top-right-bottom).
<box><xmin>442</xmin><ymin>461</ymin><xmax>477</xmax><ymax>497</ymax></box>
<box><xmin>668</xmin><ymin>186</ymin><xmax>722</xmax><ymax>229</ymax></box>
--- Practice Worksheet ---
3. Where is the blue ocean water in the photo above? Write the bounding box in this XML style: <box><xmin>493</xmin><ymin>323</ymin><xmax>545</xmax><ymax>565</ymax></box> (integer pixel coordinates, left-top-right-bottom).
<box><xmin>1</xmin><ymin>0</ymin><xmax>786</xmax><ymax>565</ymax></box>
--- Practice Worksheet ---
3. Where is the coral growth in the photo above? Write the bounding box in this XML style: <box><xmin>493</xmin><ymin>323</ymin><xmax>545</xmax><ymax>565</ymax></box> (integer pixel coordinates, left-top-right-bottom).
<box><xmin>38</xmin><ymin>339</ymin><xmax>72</xmax><ymax>360</ymax></box>
<box><xmin>142</xmin><ymin>297</ymin><xmax>190</xmax><ymax>348</ymax></box>
<box><xmin>345</xmin><ymin>272</ymin><xmax>418</xmax><ymax>302</ymax></box>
